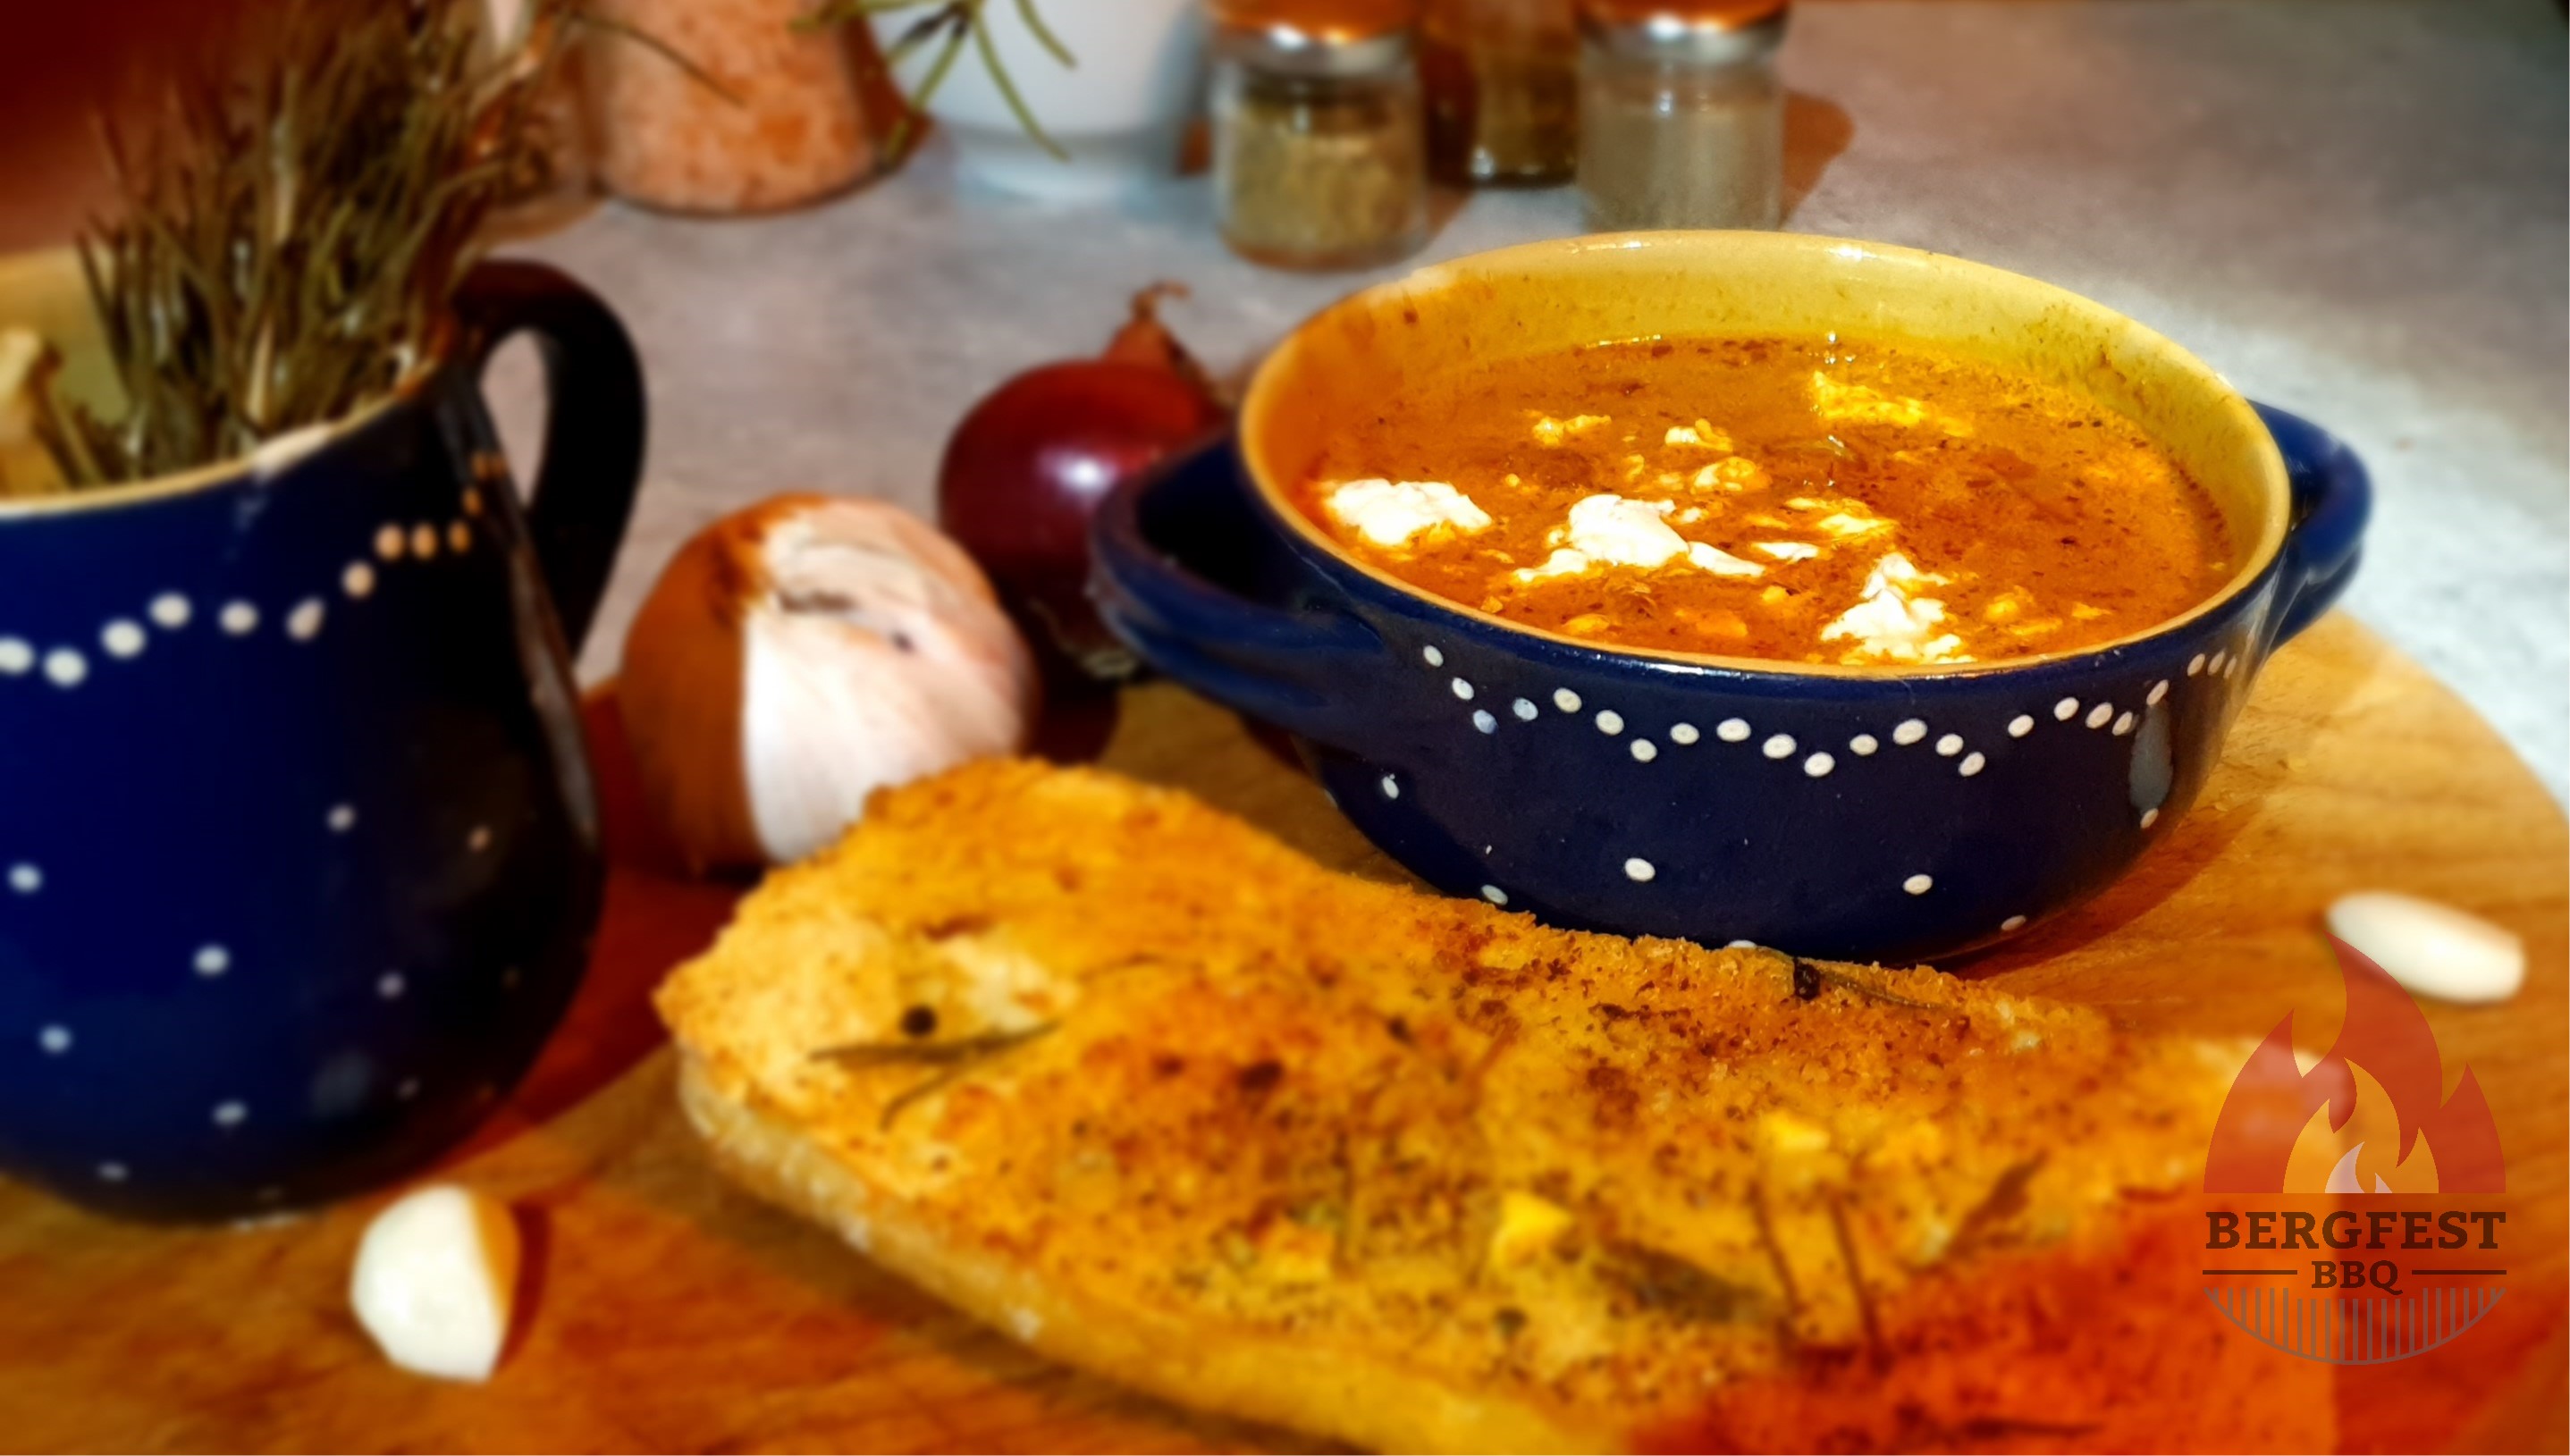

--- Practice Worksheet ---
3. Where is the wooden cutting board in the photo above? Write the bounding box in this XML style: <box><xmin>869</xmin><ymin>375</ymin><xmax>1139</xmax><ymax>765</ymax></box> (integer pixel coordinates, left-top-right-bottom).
<box><xmin>1</xmin><ymin>613</ymin><xmax>2562</xmax><ymax>1455</ymax></box>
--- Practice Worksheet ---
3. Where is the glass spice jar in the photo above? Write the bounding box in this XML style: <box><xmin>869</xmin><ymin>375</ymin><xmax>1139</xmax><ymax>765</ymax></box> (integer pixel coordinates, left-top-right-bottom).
<box><xmin>1211</xmin><ymin>7</ymin><xmax>1431</xmax><ymax>272</ymax></box>
<box><xmin>1577</xmin><ymin>0</ymin><xmax>1787</xmax><ymax>232</ymax></box>
<box><xmin>1421</xmin><ymin>0</ymin><xmax>1579</xmax><ymax>186</ymax></box>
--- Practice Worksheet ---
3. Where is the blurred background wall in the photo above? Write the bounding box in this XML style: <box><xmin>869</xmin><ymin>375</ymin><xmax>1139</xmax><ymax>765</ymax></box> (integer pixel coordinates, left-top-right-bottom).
<box><xmin>0</xmin><ymin>0</ymin><xmax>268</xmax><ymax>249</ymax></box>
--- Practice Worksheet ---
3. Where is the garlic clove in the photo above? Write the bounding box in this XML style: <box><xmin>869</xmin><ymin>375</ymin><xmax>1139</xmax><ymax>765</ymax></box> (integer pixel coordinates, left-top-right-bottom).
<box><xmin>349</xmin><ymin>1183</ymin><xmax>522</xmax><ymax>1382</ymax></box>
<box><xmin>2325</xmin><ymin>891</ymin><xmax>2524</xmax><ymax>1006</ymax></box>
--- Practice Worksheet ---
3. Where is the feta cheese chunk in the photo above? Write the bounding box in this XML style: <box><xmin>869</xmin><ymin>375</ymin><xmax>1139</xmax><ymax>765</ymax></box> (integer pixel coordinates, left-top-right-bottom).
<box><xmin>1663</xmin><ymin>419</ymin><xmax>1734</xmax><ymax>450</ymax></box>
<box><xmin>1821</xmin><ymin>553</ymin><xmax>1967</xmax><ymax>664</ymax></box>
<box><xmin>1514</xmin><ymin>494</ymin><xmax>1765</xmax><ymax>583</ymax></box>
<box><xmin>1810</xmin><ymin>372</ymin><xmax>1975</xmax><ymax>437</ymax></box>
<box><xmin>1685</xmin><ymin>542</ymin><xmax>1767</xmax><ymax>577</ymax></box>
<box><xmin>350</xmin><ymin>1183</ymin><xmax>522</xmax><ymax>1383</ymax></box>
<box><xmin>1564</xmin><ymin>493</ymin><xmax>1693</xmax><ymax>568</ymax></box>
<box><xmin>1755</xmin><ymin>541</ymin><xmax>1821</xmax><ymax>561</ymax></box>
<box><xmin>1529</xmin><ymin>413</ymin><xmax>1610</xmax><ymax>447</ymax></box>
<box><xmin>1324</xmin><ymin>479</ymin><xmax>1493</xmax><ymax>549</ymax></box>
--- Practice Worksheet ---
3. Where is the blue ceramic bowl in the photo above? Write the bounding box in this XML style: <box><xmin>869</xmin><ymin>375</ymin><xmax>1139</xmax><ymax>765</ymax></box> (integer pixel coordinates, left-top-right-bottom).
<box><xmin>0</xmin><ymin>257</ymin><xmax>645</xmax><ymax>1220</ymax></box>
<box><xmin>1091</xmin><ymin>234</ymin><xmax>2368</xmax><ymax>964</ymax></box>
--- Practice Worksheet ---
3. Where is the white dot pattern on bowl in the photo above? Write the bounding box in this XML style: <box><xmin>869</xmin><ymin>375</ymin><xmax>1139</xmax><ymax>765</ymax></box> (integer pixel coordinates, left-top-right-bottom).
<box><xmin>1421</xmin><ymin>645</ymin><xmax>1444</xmax><ymax>667</ymax></box>
<box><xmin>100</xmin><ymin>620</ymin><xmax>145</xmax><ymax>659</ymax></box>
<box><xmin>1389</xmin><ymin>637</ymin><xmax>2211</xmax><ymax>929</ymax></box>
<box><xmin>1480</xmin><ymin>885</ymin><xmax>1508</xmax><ymax>905</ymax></box>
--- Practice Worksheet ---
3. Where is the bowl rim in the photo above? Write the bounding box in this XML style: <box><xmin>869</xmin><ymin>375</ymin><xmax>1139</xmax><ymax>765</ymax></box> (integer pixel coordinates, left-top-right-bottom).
<box><xmin>1236</xmin><ymin>231</ymin><xmax>2293</xmax><ymax>681</ymax></box>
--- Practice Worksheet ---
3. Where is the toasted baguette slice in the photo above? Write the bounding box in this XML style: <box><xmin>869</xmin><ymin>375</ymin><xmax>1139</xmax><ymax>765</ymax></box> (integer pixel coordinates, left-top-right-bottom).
<box><xmin>658</xmin><ymin>760</ymin><xmax>2329</xmax><ymax>1453</ymax></box>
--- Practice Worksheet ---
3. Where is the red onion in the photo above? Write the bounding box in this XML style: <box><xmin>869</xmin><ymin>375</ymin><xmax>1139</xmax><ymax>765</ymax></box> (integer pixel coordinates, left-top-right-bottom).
<box><xmin>937</xmin><ymin>288</ymin><xmax>1227</xmax><ymax>681</ymax></box>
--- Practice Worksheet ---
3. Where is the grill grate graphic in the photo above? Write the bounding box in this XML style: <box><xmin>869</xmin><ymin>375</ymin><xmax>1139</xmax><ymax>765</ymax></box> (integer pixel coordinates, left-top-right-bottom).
<box><xmin>2203</xmin><ymin>1284</ymin><xmax>2504</xmax><ymax>1365</ymax></box>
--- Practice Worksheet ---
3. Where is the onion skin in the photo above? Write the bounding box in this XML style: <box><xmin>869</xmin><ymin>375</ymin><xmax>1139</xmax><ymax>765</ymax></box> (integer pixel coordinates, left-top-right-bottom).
<box><xmin>619</xmin><ymin>503</ymin><xmax>768</xmax><ymax>871</ymax></box>
<box><xmin>937</xmin><ymin>359</ymin><xmax>1226</xmax><ymax>678</ymax></box>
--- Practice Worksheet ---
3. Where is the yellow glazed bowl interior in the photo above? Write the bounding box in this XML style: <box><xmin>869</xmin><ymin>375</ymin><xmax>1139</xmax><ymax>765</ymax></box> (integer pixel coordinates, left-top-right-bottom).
<box><xmin>1239</xmin><ymin>231</ymin><xmax>2290</xmax><ymax>672</ymax></box>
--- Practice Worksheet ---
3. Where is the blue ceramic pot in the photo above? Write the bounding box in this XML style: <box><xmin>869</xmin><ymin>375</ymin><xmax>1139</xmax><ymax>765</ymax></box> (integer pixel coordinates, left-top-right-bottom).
<box><xmin>1091</xmin><ymin>235</ymin><xmax>2369</xmax><ymax>965</ymax></box>
<box><xmin>0</xmin><ymin>259</ymin><xmax>645</xmax><ymax>1221</ymax></box>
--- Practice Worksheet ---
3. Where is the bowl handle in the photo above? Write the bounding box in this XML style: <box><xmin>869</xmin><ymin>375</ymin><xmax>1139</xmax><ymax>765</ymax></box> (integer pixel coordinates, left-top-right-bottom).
<box><xmin>2256</xmin><ymin>403</ymin><xmax>2371</xmax><ymax>645</ymax></box>
<box><xmin>1091</xmin><ymin>442</ymin><xmax>1385</xmax><ymax>746</ymax></box>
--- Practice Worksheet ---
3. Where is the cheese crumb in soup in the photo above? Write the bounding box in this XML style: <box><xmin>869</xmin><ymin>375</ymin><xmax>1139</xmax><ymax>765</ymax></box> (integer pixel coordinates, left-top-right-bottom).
<box><xmin>1288</xmin><ymin>336</ymin><xmax>2236</xmax><ymax>666</ymax></box>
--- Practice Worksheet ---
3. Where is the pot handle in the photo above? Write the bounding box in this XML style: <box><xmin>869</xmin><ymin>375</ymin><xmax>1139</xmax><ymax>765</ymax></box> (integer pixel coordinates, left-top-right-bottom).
<box><xmin>1091</xmin><ymin>442</ymin><xmax>1385</xmax><ymax>746</ymax></box>
<box><xmin>2256</xmin><ymin>402</ymin><xmax>2371</xmax><ymax>645</ymax></box>
<box><xmin>454</xmin><ymin>260</ymin><xmax>648</xmax><ymax>655</ymax></box>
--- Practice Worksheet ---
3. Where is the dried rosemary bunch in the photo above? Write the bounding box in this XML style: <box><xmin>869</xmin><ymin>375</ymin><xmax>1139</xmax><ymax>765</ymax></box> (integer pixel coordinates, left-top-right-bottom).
<box><xmin>30</xmin><ymin>0</ymin><xmax>582</xmax><ymax>490</ymax></box>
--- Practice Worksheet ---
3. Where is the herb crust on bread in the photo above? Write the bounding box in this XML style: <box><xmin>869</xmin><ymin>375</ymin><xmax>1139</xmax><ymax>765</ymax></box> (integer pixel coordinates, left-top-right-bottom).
<box><xmin>658</xmin><ymin>760</ymin><xmax>2327</xmax><ymax>1452</ymax></box>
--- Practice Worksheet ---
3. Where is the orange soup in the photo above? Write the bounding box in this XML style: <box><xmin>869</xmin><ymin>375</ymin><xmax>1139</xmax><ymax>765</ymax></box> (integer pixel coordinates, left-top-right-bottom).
<box><xmin>1288</xmin><ymin>336</ymin><xmax>2235</xmax><ymax>665</ymax></box>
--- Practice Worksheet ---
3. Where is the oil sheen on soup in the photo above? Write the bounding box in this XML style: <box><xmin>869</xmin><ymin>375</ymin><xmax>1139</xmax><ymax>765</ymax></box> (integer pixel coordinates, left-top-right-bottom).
<box><xmin>1290</xmin><ymin>337</ymin><xmax>2235</xmax><ymax>666</ymax></box>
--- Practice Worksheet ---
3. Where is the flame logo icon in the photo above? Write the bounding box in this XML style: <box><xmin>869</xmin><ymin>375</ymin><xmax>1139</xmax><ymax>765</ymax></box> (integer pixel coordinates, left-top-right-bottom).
<box><xmin>2205</xmin><ymin>938</ymin><xmax>2505</xmax><ymax>1194</ymax></box>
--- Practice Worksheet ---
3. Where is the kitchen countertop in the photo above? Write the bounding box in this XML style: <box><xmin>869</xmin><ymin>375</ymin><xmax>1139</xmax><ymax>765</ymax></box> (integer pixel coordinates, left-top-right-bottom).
<box><xmin>501</xmin><ymin>0</ymin><xmax>2568</xmax><ymax>798</ymax></box>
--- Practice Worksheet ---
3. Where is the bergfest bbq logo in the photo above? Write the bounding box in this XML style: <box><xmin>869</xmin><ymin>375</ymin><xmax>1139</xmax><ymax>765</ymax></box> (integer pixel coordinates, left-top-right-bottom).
<box><xmin>2200</xmin><ymin>938</ymin><xmax>2507</xmax><ymax>1364</ymax></box>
